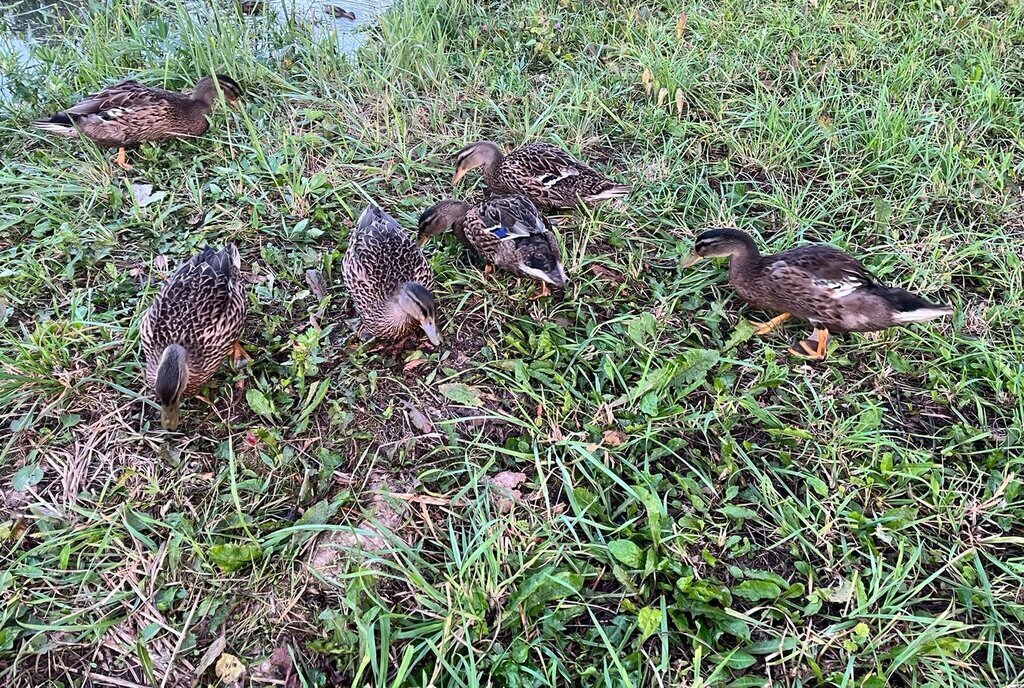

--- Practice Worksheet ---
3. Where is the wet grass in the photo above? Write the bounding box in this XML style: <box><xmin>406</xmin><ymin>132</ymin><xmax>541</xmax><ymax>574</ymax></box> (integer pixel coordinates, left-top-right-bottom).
<box><xmin>1</xmin><ymin>0</ymin><xmax>1023</xmax><ymax>686</ymax></box>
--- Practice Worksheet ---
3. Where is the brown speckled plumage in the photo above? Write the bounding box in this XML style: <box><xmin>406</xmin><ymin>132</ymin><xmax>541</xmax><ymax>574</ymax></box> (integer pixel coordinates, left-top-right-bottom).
<box><xmin>343</xmin><ymin>205</ymin><xmax>437</xmax><ymax>342</ymax></box>
<box><xmin>141</xmin><ymin>245</ymin><xmax>247</xmax><ymax>397</ymax></box>
<box><xmin>418</xmin><ymin>195</ymin><xmax>566</xmax><ymax>288</ymax></box>
<box><xmin>33</xmin><ymin>75</ymin><xmax>242</xmax><ymax>151</ymax></box>
<box><xmin>688</xmin><ymin>228</ymin><xmax>953</xmax><ymax>358</ymax></box>
<box><xmin>454</xmin><ymin>141</ymin><xmax>630</xmax><ymax>210</ymax></box>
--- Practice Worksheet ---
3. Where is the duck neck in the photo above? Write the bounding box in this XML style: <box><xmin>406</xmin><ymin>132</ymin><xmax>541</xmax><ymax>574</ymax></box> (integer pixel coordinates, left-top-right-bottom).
<box><xmin>155</xmin><ymin>343</ymin><xmax>189</xmax><ymax>403</ymax></box>
<box><xmin>482</xmin><ymin>148</ymin><xmax>505</xmax><ymax>188</ymax></box>
<box><xmin>727</xmin><ymin>240</ymin><xmax>763</xmax><ymax>283</ymax></box>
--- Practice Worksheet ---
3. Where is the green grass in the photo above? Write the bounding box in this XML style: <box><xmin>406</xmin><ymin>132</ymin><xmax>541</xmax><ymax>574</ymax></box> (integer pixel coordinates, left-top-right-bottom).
<box><xmin>1</xmin><ymin>0</ymin><xmax>1023</xmax><ymax>685</ymax></box>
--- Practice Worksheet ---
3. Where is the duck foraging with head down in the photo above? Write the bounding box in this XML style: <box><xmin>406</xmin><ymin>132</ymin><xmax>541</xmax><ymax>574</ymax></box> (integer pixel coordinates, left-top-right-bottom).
<box><xmin>418</xmin><ymin>194</ymin><xmax>566</xmax><ymax>300</ymax></box>
<box><xmin>33</xmin><ymin>74</ymin><xmax>243</xmax><ymax>171</ymax></box>
<box><xmin>682</xmin><ymin>228</ymin><xmax>953</xmax><ymax>360</ymax></box>
<box><xmin>453</xmin><ymin>141</ymin><xmax>630</xmax><ymax>210</ymax></box>
<box><xmin>343</xmin><ymin>204</ymin><xmax>440</xmax><ymax>348</ymax></box>
<box><xmin>140</xmin><ymin>244</ymin><xmax>248</xmax><ymax>430</ymax></box>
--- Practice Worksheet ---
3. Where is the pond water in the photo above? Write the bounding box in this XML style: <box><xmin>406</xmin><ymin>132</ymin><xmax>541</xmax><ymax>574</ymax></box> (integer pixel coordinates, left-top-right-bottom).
<box><xmin>0</xmin><ymin>0</ymin><xmax>394</xmax><ymax>103</ymax></box>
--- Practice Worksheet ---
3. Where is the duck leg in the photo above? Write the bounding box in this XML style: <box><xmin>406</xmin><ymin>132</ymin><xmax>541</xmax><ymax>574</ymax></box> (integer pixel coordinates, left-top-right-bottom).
<box><xmin>528</xmin><ymin>282</ymin><xmax>551</xmax><ymax>301</ymax></box>
<box><xmin>114</xmin><ymin>147</ymin><xmax>133</xmax><ymax>171</ymax></box>
<box><xmin>790</xmin><ymin>328</ymin><xmax>830</xmax><ymax>361</ymax></box>
<box><xmin>230</xmin><ymin>341</ymin><xmax>250</xmax><ymax>369</ymax></box>
<box><xmin>230</xmin><ymin>341</ymin><xmax>250</xmax><ymax>397</ymax></box>
<box><xmin>750</xmin><ymin>312</ymin><xmax>791</xmax><ymax>335</ymax></box>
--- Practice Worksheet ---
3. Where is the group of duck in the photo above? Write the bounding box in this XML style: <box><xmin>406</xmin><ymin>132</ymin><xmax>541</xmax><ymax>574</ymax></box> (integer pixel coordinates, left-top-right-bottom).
<box><xmin>31</xmin><ymin>74</ymin><xmax>954</xmax><ymax>429</ymax></box>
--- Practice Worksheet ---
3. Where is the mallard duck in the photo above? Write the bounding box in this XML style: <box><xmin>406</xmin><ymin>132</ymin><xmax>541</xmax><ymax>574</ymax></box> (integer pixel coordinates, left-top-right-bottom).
<box><xmin>683</xmin><ymin>228</ymin><xmax>953</xmax><ymax>360</ymax></box>
<box><xmin>32</xmin><ymin>74</ymin><xmax>243</xmax><ymax>170</ymax></box>
<box><xmin>140</xmin><ymin>245</ymin><xmax>248</xmax><ymax>430</ymax></box>
<box><xmin>453</xmin><ymin>141</ymin><xmax>631</xmax><ymax>210</ymax></box>
<box><xmin>343</xmin><ymin>204</ymin><xmax>440</xmax><ymax>347</ymax></box>
<box><xmin>418</xmin><ymin>194</ymin><xmax>566</xmax><ymax>299</ymax></box>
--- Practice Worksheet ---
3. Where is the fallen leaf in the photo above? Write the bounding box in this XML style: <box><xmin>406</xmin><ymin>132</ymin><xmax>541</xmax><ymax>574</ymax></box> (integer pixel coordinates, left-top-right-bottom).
<box><xmin>403</xmin><ymin>358</ymin><xmax>428</xmax><ymax>372</ymax></box>
<box><xmin>488</xmin><ymin>472</ymin><xmax>527</xmax><ymax>514</ymax></box>
<box><xmin>589</xmin><ymin>264</ymin><xmax>626</xmax><ymax>283</ymax></box>
<box><xmin>641</xmin><ymin>67</ymin><xmax>653</xmax><ymax>94</ymax></box>
<box><xmin>192</xmin><ymin>636</ymin><xmax>227</xmax><ymax>686</ymax></box>
<box><xmin>305</xmin><ymin>269</ymin><xmax>327</xmax><ymax>299</ymax></box>
<box><xmin>602</xmin><ymin>430</ymin><xmax>627</xmax><ymax>447</ymax></box>
<box><xmin>386</xmin><ymin>492</ymin><xmax>453</xmax><ymax>506</ymax></box>
<box><xmin>269</xmin><ymin>645</ymin><xmax>292</xmax><ymax>675</ymax></box>
<box><xmin>657</xmin><ymin>87</ymin><xmax>669</xmax><ymax>107</ymax></box>
<box><xmin>439</xmin><ymin>382</ymin><xmax>485</xmax><ymax>407</ymax></box>
<box><xmin>494</xmin><ymin>472</ymin><xmax>527</xmax><ymax>491</ymax></box>
<box><xmin>215</xmin><ymin>652</ymin><xmax>245</xmax><ymax>686</ymax></box>
<box><xmin>826</xmin><ymin>578</ymin><xmax>854</xmax><ymax>603</ymax></box>
<box><xmin>244</xmin><ymin>430</ymin><xmax>259</xmax><ymax>448</ymax></box>
<box><xmin>403</xmin><ymin>401</ymin><xmax>434</xmax><ymax>434</ymax></box>
<box><xmin>676</xmin><ymin>11</ymin><xmax>687</xmax><ymax>38</ymax></box>
<box><xmin>675</xmin><ymin>88</ymin><xmax>685</xmax><ymax>115</ymax></box>
<box><xmin>131</xmin><ymin>182</ymin><xmax>166</xmax><ymax>208</ymax></box>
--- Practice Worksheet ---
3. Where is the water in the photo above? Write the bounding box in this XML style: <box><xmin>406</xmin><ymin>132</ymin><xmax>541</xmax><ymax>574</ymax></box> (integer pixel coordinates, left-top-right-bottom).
<box><xmin>0</xmin><ymin>0</ymin><xmax>394</xmax><ymax>102</ymax></box>
<box><xmin>0</xmin><ymin>0</ymin><xmax>69</xmax><ymax>103</ymax></box>
<box><xmin>262</xmin><ymin>0</ymin><xmax>395</xmax><ymax>56</ymax></box>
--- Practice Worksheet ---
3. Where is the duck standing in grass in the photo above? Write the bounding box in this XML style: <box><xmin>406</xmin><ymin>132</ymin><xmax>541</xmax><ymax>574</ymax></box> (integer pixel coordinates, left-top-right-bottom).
<box><xmin>32</xmin><ymin>74</ymin><xmax>243</xmax><ymax>170</ymax></box>
<box><xmin>140</xmin><ymin>244</ymin><xmax>248</xmax><ymax>430</ymax></box>
<box><xmin>452</xmin><ymin>140</ymin><xmax>631</xmax><ymax>210</ymax></box>
<box><xmin>418</xmin><ymin>194</ymin><xmax>567</xmax><ymax>299</ymax></box>
<box><xmin>682</xmin><ymin>228</ymin><xmax>953</xmax><ymax>360</ymax></box>
<box><xmin>343</xmin><ymin>204</ymin><xmax>440</xmax><ymax>347</ymax></box>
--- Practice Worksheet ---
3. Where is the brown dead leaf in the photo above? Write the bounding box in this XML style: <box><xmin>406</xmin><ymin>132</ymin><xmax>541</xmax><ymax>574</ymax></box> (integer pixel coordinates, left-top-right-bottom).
<box><xmin>269</xmin><ymin>646</ymin><xmax>291</xmax><ymax>674</ymax></box>
<box><xmin>589</xmin><ymin>264</ymin><xmax>626</xmax><ymax>283</ymax></box>
<box><xmin>192</xmin><ymin>635</ymin><xmax>227</xmax><ymax>686</ymax></box>
<box><xmin>215</xmin><ymin>652</ymin><xmax>245</xmax><ymax>687</ymax></box>
<box><xmin>488</xmin><ymin>472</ymin><xmax>528</xmax><ymax>514</ymax></box>
<box><xmin>657</xmin><ymin>87</ymin><xmax>669</xmax><ymax>107</ymax></box>
<box><xmin>305</xmin><ymin>269</ymin><xmax>327</xmax><ymax>299</ymax></box>
<box><xmin>675</xmin><ymin>88</ymin><xmax>685</xmax><ymax>115</ymax></box>
<box><xmin>676</xmin><ymin>11</ymin><xmax>687</xmax><ymax>38</ymax></box>
<box><xmin>490</xmin><ymin>471</ymin><xmax>527</xmax><ymax>490</ymax></box>
<box><xmin>386</xmin><ymin>492</ymin><xmax>455</xmax><ymax>507</ymax></box>
<box><xmin>403</xmin><ymin>358</ymin><xmax>429</xmax><ymax>372</ymax></box>
<box><xmin>602</xmin><ymin>430</ymin><xmax>627</xmax><ymax>447</ymax></box>
<box><xmin>641</xmin><ymin>67</ymin><xmax>654</xmax><ymax>95</ymax></box>
<box><xmin>403</xmin><ymin>401</ymin><xmax>434</xmax><ymax>434</ymax></box>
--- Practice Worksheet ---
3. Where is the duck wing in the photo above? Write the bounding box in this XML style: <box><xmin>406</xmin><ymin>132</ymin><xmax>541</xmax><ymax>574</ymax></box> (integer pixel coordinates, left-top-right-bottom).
<box><xmin>767</xmin><ymin>245</ymin><xmax>877</xmax><ymax>299</ymax></box>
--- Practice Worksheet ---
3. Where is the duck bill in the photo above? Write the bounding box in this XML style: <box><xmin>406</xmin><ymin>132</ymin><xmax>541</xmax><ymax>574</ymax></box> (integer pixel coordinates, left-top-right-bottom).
<box><xmin>452</xmin><ymin>166</ymin><xmax>468</xmax><ymax>185</ymax></box>
<box><xmin>680</xmin><ymin>252</ymin><xmax>703</xmax><ymax>268</ymax></box>
<box><xmin>160</xmin><ymin>403</ymin><xmax>181</xmax><ymax>431</ymax></box>
<box><xmin>420</xmin><ymin>320</ymin><xmax>441</xmax><ymax>346</ymax></box>
<box><xmin>417</xmin><ymin>234</ymin><xmax>430</xmax><ymax>248</ymax></box>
